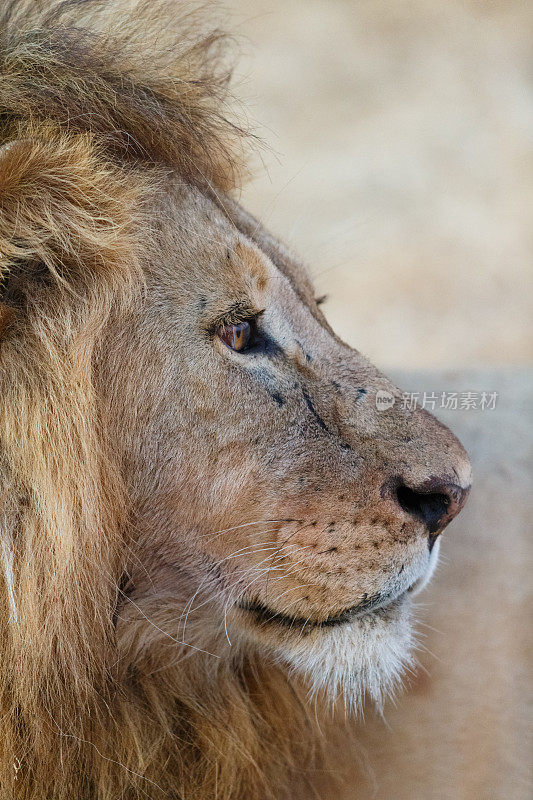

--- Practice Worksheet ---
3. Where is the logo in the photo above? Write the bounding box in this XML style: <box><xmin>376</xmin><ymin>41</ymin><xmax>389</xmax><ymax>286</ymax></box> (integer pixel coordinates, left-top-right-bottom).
<box><xmin>375</xmin><ymin>390</ymin><xmax>395</xmax><ymax>411</ymax></box>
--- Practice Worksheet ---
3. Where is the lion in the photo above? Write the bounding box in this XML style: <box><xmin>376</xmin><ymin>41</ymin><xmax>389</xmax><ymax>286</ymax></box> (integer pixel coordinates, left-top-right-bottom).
<box><xmin>0</xmin><ymin>3</ymin><xmax>472</xmax><ymax>798</ymax></box>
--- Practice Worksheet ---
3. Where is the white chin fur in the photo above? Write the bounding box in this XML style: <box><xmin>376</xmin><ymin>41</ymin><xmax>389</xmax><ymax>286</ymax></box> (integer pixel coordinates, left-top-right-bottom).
<box><xmin>409</xmin><ymin>537</ymin><xmax>441</xmax><ymax>597</ymax></box>
<box><xmin>266</xmin><ymin>600</ymin><xmax>415</xmax><ymax>713</ymax></box>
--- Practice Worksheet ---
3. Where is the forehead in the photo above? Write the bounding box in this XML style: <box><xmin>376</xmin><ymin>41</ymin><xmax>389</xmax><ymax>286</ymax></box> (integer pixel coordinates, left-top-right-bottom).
<box><xmin>155</xmin><ymin>179</ymin><xmax>317</xmax><ymax>310</ymax></box>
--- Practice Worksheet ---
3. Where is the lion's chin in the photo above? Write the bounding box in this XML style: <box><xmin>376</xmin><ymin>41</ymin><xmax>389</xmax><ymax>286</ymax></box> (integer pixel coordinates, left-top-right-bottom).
<box><xmin>238</xmin><ymin>597</ymin><xmax>415</xmax><ymax>713</ymax></box>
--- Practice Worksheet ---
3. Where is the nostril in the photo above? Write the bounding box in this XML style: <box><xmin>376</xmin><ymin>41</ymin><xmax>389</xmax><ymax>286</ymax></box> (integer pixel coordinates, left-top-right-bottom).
<box><xmin>395</xmin><ymin>484</ymin><xmax>450</xmax><ymax>534</ymax></box>
<box><xmin>386</xmin><ymin>476</ymin><xmax>470</xmax><ymax>534</ymax></box>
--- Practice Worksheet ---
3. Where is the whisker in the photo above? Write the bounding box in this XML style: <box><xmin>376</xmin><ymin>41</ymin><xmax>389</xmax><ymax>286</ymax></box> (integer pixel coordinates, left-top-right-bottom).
<box><xmin>177</xmin><ymin>537</ymin><xmax>285</xmax><ymax>637</ymax></box>
<box><xmin>49</xmin><ymin>722</ymin><xmax>167</xmax><ymax>796</ymax></box>
<box><xmin>204</xmin><ymin>519</ymin><xmax>286</xmax><ymax>544</ymax></box>
<box><xmin>263</xmin><ymin>582</ymin><xmax>312</xmax><ymax>605</ymax></box>
<box><xmin>117</xmin><ymin>588</ymin><xmax>220</xmax><ymax>659</ymax></box>
<box><xmin>179</xmin><ymin>545</ymin><xmax>286</xmax><ymax>639</ymax></box>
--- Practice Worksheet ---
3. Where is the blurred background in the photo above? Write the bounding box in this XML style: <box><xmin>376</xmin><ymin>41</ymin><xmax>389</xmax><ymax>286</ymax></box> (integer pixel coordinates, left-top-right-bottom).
<box><xmin>227</xmin><ymin>0</ymin><xmax>532</xmax><ymax>370</ymax></box>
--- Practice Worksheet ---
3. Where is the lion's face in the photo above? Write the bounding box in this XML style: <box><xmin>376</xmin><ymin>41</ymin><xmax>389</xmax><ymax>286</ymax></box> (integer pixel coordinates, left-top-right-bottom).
<box><xmin>103</xmin><ymin>179</ymin><xmax>471</xmax><ymax>705</ymax></box>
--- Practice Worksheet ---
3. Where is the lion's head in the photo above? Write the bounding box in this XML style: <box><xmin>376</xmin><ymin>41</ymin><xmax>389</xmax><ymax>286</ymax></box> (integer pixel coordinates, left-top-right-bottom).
<box><xmin>0</xmin><ymin>3</ymin><xmax>471</xmax><ymax>798</ymax></box>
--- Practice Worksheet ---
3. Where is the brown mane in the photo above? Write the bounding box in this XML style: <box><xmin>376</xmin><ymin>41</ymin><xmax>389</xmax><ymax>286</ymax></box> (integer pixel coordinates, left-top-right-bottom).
<box><xmin>0</xmin><ymin>4</ymin><xmax>304</xmax><ymax>799</ymax></box>
<box><xmin>0</xmin><ymin>0</ymin><xmax>245</xmax><ymax>190</ymax></box>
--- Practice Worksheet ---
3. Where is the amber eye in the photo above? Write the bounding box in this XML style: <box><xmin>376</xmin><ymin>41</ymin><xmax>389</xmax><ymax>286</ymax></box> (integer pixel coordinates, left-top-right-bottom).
<box><xmin>217</xmin><ymin>320</ymin><xmax>252</xmax><ymax>352</ymax></box>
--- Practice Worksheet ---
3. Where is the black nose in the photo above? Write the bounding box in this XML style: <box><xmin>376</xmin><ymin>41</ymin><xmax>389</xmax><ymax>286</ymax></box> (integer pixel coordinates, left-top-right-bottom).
<box><xmin>395</xmin><ymin>479</ymin><xmax>469</xmax><ymax>534</ymax></box>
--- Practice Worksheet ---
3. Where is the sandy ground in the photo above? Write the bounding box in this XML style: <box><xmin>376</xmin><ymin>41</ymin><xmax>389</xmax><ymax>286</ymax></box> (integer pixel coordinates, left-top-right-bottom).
<box><xmin>227</xmin><ymin>0</ymin><xmax>532</xmax><ymax>369</ymax></box>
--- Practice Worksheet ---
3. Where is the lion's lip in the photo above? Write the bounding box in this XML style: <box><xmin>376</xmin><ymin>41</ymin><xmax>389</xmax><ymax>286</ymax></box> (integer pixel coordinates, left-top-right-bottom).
<box><xmin>237</xmin><ymin>587</ymin><xmax>408</xmax><ymax>630</ymax></box>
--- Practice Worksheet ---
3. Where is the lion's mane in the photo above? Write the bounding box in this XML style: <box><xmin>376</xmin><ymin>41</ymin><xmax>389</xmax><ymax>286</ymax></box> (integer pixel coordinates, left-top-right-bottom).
<box><xmin>0</xmin><ymin>3</ymin><xmax>321</xmax><ymax>799</ymax></box>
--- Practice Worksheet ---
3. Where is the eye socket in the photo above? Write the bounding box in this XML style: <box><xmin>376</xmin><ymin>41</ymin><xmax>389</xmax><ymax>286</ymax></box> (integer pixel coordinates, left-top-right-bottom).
<box><xmin>217</xmin><ymin>320</ymin><xmax>252</xmax><ymax>352</ymax></box>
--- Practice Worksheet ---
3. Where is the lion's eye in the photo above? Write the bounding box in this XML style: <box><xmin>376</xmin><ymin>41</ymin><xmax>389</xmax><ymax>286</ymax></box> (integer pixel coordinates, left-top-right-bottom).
<box><xmin>217</xmin><ymin>321</ymin><xmax>251</xmax><ymax>352</ymax></box>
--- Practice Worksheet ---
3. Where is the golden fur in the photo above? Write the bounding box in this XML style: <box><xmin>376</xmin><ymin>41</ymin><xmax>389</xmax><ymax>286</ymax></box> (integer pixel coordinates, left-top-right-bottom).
<box><xmin>0</xmin><ymin>3</ymin><xmax>471</xmax><ymax>798</ymax></box>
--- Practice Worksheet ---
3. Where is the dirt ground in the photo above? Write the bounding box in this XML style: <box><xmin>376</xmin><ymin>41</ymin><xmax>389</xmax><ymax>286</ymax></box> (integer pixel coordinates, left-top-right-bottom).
<box><xmin>227</xmin><ymin>0</ymin><xmax>532</xmax><ymax>369</ymax></box>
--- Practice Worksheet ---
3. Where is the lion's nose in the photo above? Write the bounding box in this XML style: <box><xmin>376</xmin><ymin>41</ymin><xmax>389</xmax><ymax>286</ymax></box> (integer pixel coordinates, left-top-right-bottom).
<box><xmin>393</xmin><ymin>478</ymin><xmax>469</xmax><ymax>534</ymax></box>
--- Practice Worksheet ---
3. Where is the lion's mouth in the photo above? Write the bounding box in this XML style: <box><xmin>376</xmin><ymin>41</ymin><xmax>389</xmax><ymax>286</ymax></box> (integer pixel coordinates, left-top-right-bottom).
<box><xmin>237</xmin><ymin>588</ymin><xmax>408</xmax><ymax>630</ymax></box>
